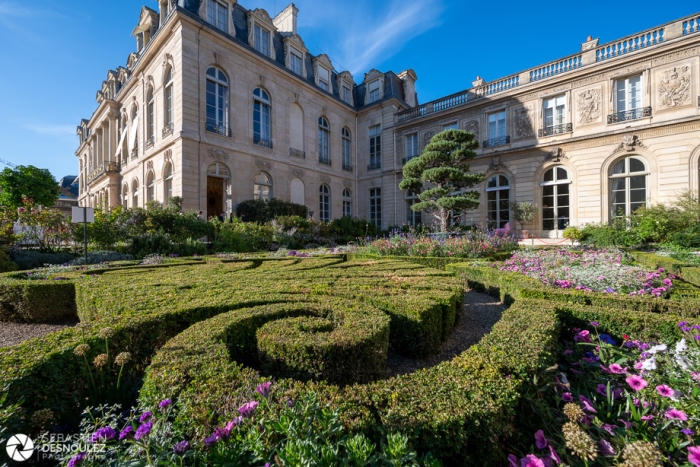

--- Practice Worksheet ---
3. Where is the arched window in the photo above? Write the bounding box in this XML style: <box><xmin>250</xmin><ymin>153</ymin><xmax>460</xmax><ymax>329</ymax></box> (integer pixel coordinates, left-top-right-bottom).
<box><xmin>206</xmin><ymin>67</ymin><xmax>229</xmax><ymax>136</ymax></box>
<box><xmin>132</xmin><ymin>179</ymin><xmax>140</xmax><ymax>208</ymax></box>
<box><xmin>406</xmin><ymin>189</ymin><xmax>422</xmax><ymax>226</ymax></box>
<box><xmin>318</xmin><ymin>117</ymin><xmax>330</xmax><ymax>165</ymax></box>
<box><xmin>164</xmin><ymin>67</ymin><xmax>174</xmax><ymax>134</ymax></box>
<box><xmin>163</xmin><ymin>163</ymin><xmax>173</xmax><ymax>202</ymax></box>
<box><xmin>342</xmin><ymin>128</ymin><xmax>352</xmax><ymax>171</ymax></box>
<box><xmin>486</xmin><ymin>175</ymin><xmax>510</xmax><ymax>229</ymax></box>
<box><xmin>122</xmin><ymin>183</ymin><xmax>129</xmax><ymax>208</ymax></box>
<box><xmin>541</xmin><ymin>167</ymin><xmax>571</xmax><ymax>231</ymax></box>
<box><xmin>147</xmin><ymin>171</ymin><xmax>156</xmax><ymax>202</ymax></box>
<box><xmin>254</xmin><ymin>171</ymin><xmax>273</xmax><ymax>200</ymax></box>
<box><xmin>610</xmin><ymin>156</ymin><xmax>647</xmax><ymax>218</ymax></box>
<box><xmin>146</xmin><ymin>86</ymin><xmax>155</xmax><ymax>146</ymax></box>
<box><xmin>131</xmin><ymin>106</ymin><xmax>139</xmax><ymax>158</ymax></box>
<box><xmin>253</xmin><ymin>88</ymin><xmax>272</xmax><ymax>147</ymax></box>
<box><xmin>342</xmin><ymin>188</ymin><xmax>352</xmax><ymax>217</ymax></box>
<box><xmin>319</xmin><ymin>184</ymin><xmax>331</xmax><ymax>222</ymax></box>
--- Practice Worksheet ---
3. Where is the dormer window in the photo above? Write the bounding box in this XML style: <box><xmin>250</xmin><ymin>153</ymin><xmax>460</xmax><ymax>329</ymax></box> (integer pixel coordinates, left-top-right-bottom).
<box><xmin>208</xmin><ymin>0</ymin><xmax>228</xmax><ymax>33</ymax></box>
<box><xmin>318</xmin><ymin>67</ymin><xmax>330</xmax><ymax>91</ymax></box>
<box><xmin>342</xmin><ymin>85</ymin><xmax>352</xmax><ymax>104</ymax></box>
<box><xmin>290</xmin><ymin>49</ymin><xmax>303</xmax><ymax>75</ymax></box>
<box><xmin>368</xmin><ymin>80</ymin><xmax>380</xmax><ymax>103</ymax></box>
<box><xmin>254</xmin><ymin>25</ymin><xmax>271</xmax><ymax>57</ymax></box>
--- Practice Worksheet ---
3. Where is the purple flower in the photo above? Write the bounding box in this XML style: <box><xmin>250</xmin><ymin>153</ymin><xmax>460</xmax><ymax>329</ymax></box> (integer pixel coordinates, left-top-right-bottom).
<box><xmin>682</xmin><ymin>429</ymin><xmax>695</xmax><ymax>436</ymax></box>
<box><xmin>689</xmin><ymin>446</ymin><xmax>700</xmax><ymax>467</ymax></box>
<box><xmin>590</xmin><ymin>321</ymin><xmax>599</xmax><ymax>327</ymax></box>
<box><xmin>548</xmin><ymin>445</ymin><xmax>561</xmax><ymax>465</ymax></box>
<box><xmin>596</xmin><ymin>384</ymin><xmax>608</xmax><ymax>396</ymax></box>
<box><xmin>256</xmin><ymin>382</ymin><xmax>272</xmax><ymax>398</ymax></box>
<box><xmin>118</xmin><ymin>426</ymin><xmax>134</xmax><ymax>440</ymax></box>
<box><xmin>561</xmin><ymin>392</ymin><xmax>573</xmax><ymax>402</ymax></box>
<box><xmin>534</xmin><ymin>429</ymin><xmax>548</xmax><ymax>449</ymax></box>
<box><xmin>618</xmin><ymin>419</ymin><xmax>636</xmax><ymax>429</ymax></box>
<box><xmin>626</xmin><ymin>375</ymin><xmax>648</xmax><ymax>391</ymax></box>
<box><xmin>641</xmin><ymin>415</ymin><xmax>654</xmax><ymax>421</ymax></box>
<box><xmin>139</xmin><ymin>411</ymin><xmax>153</xmax><ymax>423</ymax></box>
<box><xmin>579</xmin><ymin>395</ymin><xmax>597</xmax><ymax>413</ymax></box>
<box><xmin>89</xmin><ymin>426</ymin><xmax>116</xmax><ymax>443</ymax></box>
<box><xmin>678</xmin><ymin>321</ymin><xmax>689</xmax><ymax>327</ymax></box>
<box><xmin>238</xmin><ymin>401</ymin><xmax>259</xmax><ymax>418</ymax></box>
<box><xmin>159</xmin><ymin>399</ymin><xmax>172</xmax><ymax>410</ymax></box>
<box><xmin>135</xmin><ymin>422</ymin><xmax>152</xmax><ymax>440</ymax></box>
<box><xmin>67</xmin><ymin>452</ymin><xmax>87</xmax><ymax>467</ymax></box>
<box><xmin>666</xmin><ymin>409</ymin><xmax>689</xmax><ymax>421</ymax></box>
<box><xmin>601</xmin><ymin>423</ymin><xmax>618</xmax><ymax>435</ymax></box>
<box><xmin>562</xmin><ymin>349</ymin><xmax>573</xmax><ymax>356</ymax></box>
<box><xmin>286</xmin><ymin>398</ymin><xmax>295</xmax><ymax>408</ymax></box>
<box><xmin>508</xmin><ymin>454</ymin><xmax>518</xmax><ymax>467</ymax></box>
<box><xmin>520</xmin><ymin>454</ymin><xmax>545</xmax><ymax>467</ymax></box>
<box><xmin>656</xmin><ymin>385</ymin><xmax>675</xmax><ymax>397</ymax></box>
<box><xmin>204</xmin><ymin>433</ymin><xmax>219</xmax><ymax>448</ymax></box>
<box><xmin>600</xmin><ymin>439</ymin><xmax>616</xmax><ymax>456</ymax></box>
<box><xmin>213</xmin><ymin>427</ymin><xmax>230</xmax><ymax>441</ymax></box>
<box><xmin>173</xmin><ymin>440</ymin><xmax>190</xmax><ymax>455</ymax></box>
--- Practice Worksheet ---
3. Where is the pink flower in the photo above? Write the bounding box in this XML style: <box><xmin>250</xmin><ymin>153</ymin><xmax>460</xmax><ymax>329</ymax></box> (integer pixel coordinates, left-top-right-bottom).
<box><xmin>608</xmin><ymin>363</ymin><xmax>626</xmax><ymax>374</ymax></box>
<box><xmin>688</xmin><ymin>446</ymin><xmax>700</xmax><ymax>467</ymax></box>
<box><xmin>534</xmin><ymin>430</ymin><xmax>548</xmax><ymax>449</ymax></box>
<box><xmin>641</xmin><ymin>415</ymin><xmax>654</xmax><ymax>421</ymax></box>
<box><xmin>666</xmin><ymin>409</ymin><xmax>689</xmax><ymax>421</ymax></box>
<box><xmin>520</xmin><ymin>454</ymin><xmax>545</xmax><ymax>467</ymax></box>
<box><xmin>626</xmin><ymin>375</ymin><xmax>648</xmax><ymax>391</ymax></box>
<box><xmin>656</xmin><ymin>385</ymin><xmax>675</xmax><ymax>397</ymax></box>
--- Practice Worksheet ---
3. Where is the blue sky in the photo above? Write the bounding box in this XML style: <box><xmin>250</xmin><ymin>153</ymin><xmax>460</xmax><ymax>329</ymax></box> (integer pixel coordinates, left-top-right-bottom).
<box><xmin>0</xmin><ymin>0</ymin><xmax>695</xmax><ymax>180</ymax></box>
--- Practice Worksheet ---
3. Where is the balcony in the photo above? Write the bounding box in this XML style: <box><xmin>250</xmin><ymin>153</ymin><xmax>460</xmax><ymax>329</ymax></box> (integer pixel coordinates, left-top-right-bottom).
<box><xmin>607</xmin><ymin>107</ymin><xmax>652</xmax><ymax>124</ymax></box>
<box><xmin>289</xmin><ymin>148</ymin><xmax>305</xmax><ymax>159</ymax></box>
<box><xmin>162</xmin><ymin>123</ymin><xmax>174</xmax><ymax>138</ymax></box>
<box><xmin>318</xmin><ymin>155</ymin><xmax>331</xmax><ymax>165</ymax></box>
<box><xmin>87</xmin><ymin>160</ymin><xmax>121</xmax><ymax>185</ymax></box>
<box><xmin>482</xmin><ymin>135</ymin><xmax>510</xmax><ymax>149</ymax></box>
<box><xmin>206</xmin><ymin>123</ymin><xmax>231</xmax><ymax>137</ymax></box>
<box><xmin>254</xmin><ymin>137</ymin><xmax>273</xmax><ymax>149</ymax></box>
<box><xmin>367</xmin><ymin>162</ymin><xmax>382</xmax><ymax>171</ymax></box>
<box><xmin>538</xmin><ymin>123</ymin><xmax>573</xmax><ymax>137</ymax></box>
<box><xmin>342</xmin><ymin>162</ymin><xmax>353</xmax><ymax>172</ymax></box>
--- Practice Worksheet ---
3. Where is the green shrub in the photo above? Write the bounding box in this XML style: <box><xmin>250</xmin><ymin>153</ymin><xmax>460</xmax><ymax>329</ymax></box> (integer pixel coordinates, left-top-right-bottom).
<box><xmin>236</xmin><ymin>198</ymin><xmax>308</xmax><ymax>223</ymax></box>
<box><xmin>129</xmin><ymin>231</ymin><xmax>208</xmax><ymax>258</ymax></box>
<box><xmin>580</xmin><ymin>219</ymin><xmax>638</xmax><ymax>247</ymax></box>
<box><xmin>0</xmin><ymin>275</ymin><xmax>76</xmax><ymax>322</ymax></box>
<box><xmin>327</xmin><ymin>216</ymin><xmax>378</xmax><ymax>243</ymax></box>
<box><xmin>669</xmin><ymin>224</ymin><xmax>700</xmax><ymax>248</ymax></box>
<box><xmin>9</xmin><ymin>250</ymin><xmax>74</xmax><ymax>270</ymax></box>
<box><xmin>69</xmin><ymin>251</ymin><xmax>135</xmax><ymax>265</ymax></box>
<box><xmin>0</xmin><ymin>248</ymin><xmax>17</xmax><ymax>272</ymax></box>
<box><xmin>214</xmin><ymin>220</ymin><xmax>274</xmax><ymax>252</ymax></box>
<box><xmin>562</xmin><ymin>226</ymin><xmax>584</xmax><ymax>242</ymax></box>
<box><xmin>629</xmin><ymin>203</ymin><xmax>687</xmax><ymax>244</ymax></box>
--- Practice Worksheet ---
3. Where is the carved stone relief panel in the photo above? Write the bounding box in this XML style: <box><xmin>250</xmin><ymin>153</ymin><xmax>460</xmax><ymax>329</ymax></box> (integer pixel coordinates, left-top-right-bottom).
<box><xmin>208</xmin><ymin>148</ymin><xmax>229</xmax><ymax>161</ymax></box>
<box><xmin>291</xmin><ymin>168</ymin><xmax>304</xmax><ymax>178</ymax></box>
<box><xmin>462</xmin><ymin>119</ymin><xmax>480</xmax><ymax>140</ymax></box>
<box><xmin>657</xmin><ymin>65</ymin><xmax>692</xmax><ymax>109</ymax></box>
<box><xmin>423</xmin><ymin>130</ymin><xmax>435</xmax><ymax>146</ymax></box>
<box><xmin>255</xmin><ymin>159</ymin><xmax>272</xmax><ymax>171</ymax></box>
<box><xmin>512</xmin><ymin>105</ymin><xmax>534</xmax><ymax>139</ymax></box>
<box><xmin>577</xmin><ymin>87</ymin><xmax>603</xmax><ymax>125</ymax></box>
<box><xmin>343</xmin><ymin>180</ymin><xmax>352</xmax><ymax>189</ymax></box>
<box><xmin>613</xmin><ymin>134</ymin><xmax>645</xmax><ymax>154</ymax></box>
<box><xmin>320</xmin><ymin>174</ymin><xmax>331</xmax><ymax>184</ymax></box>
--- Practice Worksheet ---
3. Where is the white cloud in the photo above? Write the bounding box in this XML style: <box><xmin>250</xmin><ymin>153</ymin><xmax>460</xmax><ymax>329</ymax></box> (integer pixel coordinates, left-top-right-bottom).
<box><xmin>23</xmin><ymin>124</ymin><xmax>76</xmax><ymax>138</ymax></box>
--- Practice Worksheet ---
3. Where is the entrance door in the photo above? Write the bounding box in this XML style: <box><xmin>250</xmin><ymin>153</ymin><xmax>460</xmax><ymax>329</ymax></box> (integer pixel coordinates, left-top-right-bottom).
<box><xmin>207</xmin><ymin>176</ymin><xmax>225</xmax><ymax>219</ymax></box>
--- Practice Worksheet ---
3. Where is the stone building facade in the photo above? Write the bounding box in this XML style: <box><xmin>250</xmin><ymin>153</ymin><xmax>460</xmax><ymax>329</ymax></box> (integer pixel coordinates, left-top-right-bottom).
<box><xmin>76</xmin><ymin>2</ymin><xmax>700</xmax><ymax>237</ymax></box>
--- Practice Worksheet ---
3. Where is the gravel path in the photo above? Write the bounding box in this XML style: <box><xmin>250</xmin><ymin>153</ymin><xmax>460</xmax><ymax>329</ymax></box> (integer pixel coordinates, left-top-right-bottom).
<box><xmin>386</xmin><ymin>289</ymin><xmax>506</xmax><ymax>378</ymax></box>
<box><xmin>0</xmin><ymin>320</ymin><xmax>79</xmax><ymax>348</ymax></box>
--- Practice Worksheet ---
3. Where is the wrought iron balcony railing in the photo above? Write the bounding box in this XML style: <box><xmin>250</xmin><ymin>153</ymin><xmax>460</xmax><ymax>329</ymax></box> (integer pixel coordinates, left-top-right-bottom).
<box><xmin>289</xmin><ymin>148</ymin><xmax>305</xmax><ymax>158</ymax></box>
<box><xmin>318</xmin><ymin>156</ymin><xmax>331</xmax><ymax>165</ymax></box>
<box><xmin>162</xmin><ymin>123</ymin><xmax>174</xmax><ymax>138</ymax></box>
<box><xmin>206</xmin><ymin>123</ymin><xmax>231</xmax><ymax>137</ymax></box>
<box><xmin>367</xmin><ymin>162</ymin><xmax>382</xmax><ymax>170</ymax></box>
<box><xmin>87</xmin><ymin>160</ymin><xmax>121</xmax><ymax>184</ymax></box>
<box><xmin>254</xmin><ymin>137</ymin><xmax>273</xmax><ymax>149</ymax></box>
<box><xmin>482</xmin><ymin>135</ymin><xmax>510</xmax><ymax>149</ymax></box>
<box><xmin>607</xmin><ymin>106</ymin><xmax>652</xmax><ymax>124</ymax></box>
<box><xmin>538</xmin><ymin>123</ymin><xmax>573</xmax><ymax>137</ymax></box>
<box><xmin>342</xmin><ymin>162</ymin><xmax>353</xmax><ymax>172</ymax></box>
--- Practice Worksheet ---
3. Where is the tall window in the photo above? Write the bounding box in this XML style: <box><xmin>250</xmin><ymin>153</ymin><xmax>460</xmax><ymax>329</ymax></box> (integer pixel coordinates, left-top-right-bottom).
<box><xmin>405</xmin><ymin>133</ymin><xmax>419</xmax><ymax>163</ymax></box>
<box><xmin>254</xmin><ymin>172</ymin><xmax>273</xmax><ymax>200</ymax></box>
<box><xmin>132</xmin><ymin>179</ymin><xmax>139</xmax><ymax>207</ymax></box>
<box><xmin>131</xmin><ymin>107</ymin><xmax>139</xmax><ymax>158</ymax></box>
<box><xmin>406</xmin><ymin>189</ymin><xmax>422</xmax><ymax>226</ymax></box>
<box><xmin>615</xmin><ymin>75</ymin><xmax>643</xmax><ymax>113</ymax></box>
<box><xmin>342</xmin><ymin>85</ymin><xmax>351</xmax><ymax>104</ymax></box>
<box><xmin>486</xmin><ymin>175</ymin><xmax>510</xmax><ymax>229</ymax></box>
<box><xmin>253</xmin><ymin>88</ymin><xmax>272</xmax><ymax>147</ymax></box>
<box><xmin>122</xmin><ymin>184</ymin><xmax>129</xmax><ymax>208</ymax></box>
<box><xmin>342</xmin><ymin>189</ymin><xmax>352</xmax><ymax>217</ymax></box>
<box><xmin>318</xmin><ymin>117</ymin><xmax>330</xmax><ymax>164</ymax></box>
<box><xmin>543</xmin><ymin>95</ymin><xmax>566</xmax><ymax>134</ymax></box>
<box><xmin>443</xmin><ymin>122</ymin><xmax>458</xmax><ymax>131</ymax></box>
<box><xmin>318</xmin><ymin>67</ymin><xmax>330</xmax><ymax>91</ymax></box>
<box><xmin>207</xmin><ymin>0</ymin><xmax>228</xmax><ymax>33</ymax></box>
<box><xmin>541</xmin><ymin>167</ymin><xmax>571</xmax><ymax>231</ymax></box>
<box><xmin>342</xmin><ymin>128</ymin><xmax>352</xmax><ymax>171</ymax></box>
<box><xmin>164</xmin><ymin>163</ymin><xmax>173</xmax><ymax>202</ymax></box>
<box><xmin>368</xmin><ymin>80</ymin><xmax>380</xmax><ymax>102</ymax></box>
<box><xmin>164</xmin><ymin>68</ymin><xmax>173</xmax><ymax>133</ymax></box>
<box><xmin>369</xmin><ymin>188</ymin><xmax>381</xmax><ymax>228</ymax></box>
<box><xmin>610</xmin><ymin>156</ymin><xmax>647</xmax><ymax>218</ymax></box>
<box><xmin>368</xmin><ymin>125</ymin><xmax>381</xmax><ymax>169</ymax></box>
<box><xmin>319</xmin><ymin>184</ymin><xmax>331</xmax><ymax>222</ymax></box>
<box><xmin>146</xmin><ymin>86</ymin><xmax>155</xmax><ymax>145</ymax></box>
<box><xmin>206</xmin><ymin>67</ymin><xmax>229</xmax><ymax>135</ymax></box>
<box><xmin>147</xmin><ymin>171</ymin><xmax>155</xmax><ymax>202</ymax></box>
<box><xmin>488</xmin><ymin>111</ymin><xmax>506</xmax><ymax>139</ymax></box>
<box><xmin>290</xmin><ymin>50</ymin><xmax>302</xmax><ymax>75</ymax></box>
<box><xmin>254</xmin><ymin>25</ymin><xmax>270</xmax><ymax>57</ymax></box>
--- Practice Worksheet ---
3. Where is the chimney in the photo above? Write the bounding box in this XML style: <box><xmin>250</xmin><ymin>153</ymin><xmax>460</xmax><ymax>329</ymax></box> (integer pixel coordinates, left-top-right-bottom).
<box><xmin>273</xmin><ymin>3</ymin><xmax>298</xmax><ymax>35</ymax></box>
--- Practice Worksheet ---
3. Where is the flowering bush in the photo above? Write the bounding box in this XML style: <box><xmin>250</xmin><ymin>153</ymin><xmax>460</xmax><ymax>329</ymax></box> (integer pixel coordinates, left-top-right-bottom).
<box><xmin>500</xmin><ymin>249</ymin><xmax>674</xmax><ymax>297</ymax></box>
<box><xmin>59</xmin><ymin>385</ymin><xmax>440</xmax><ymax>467</ymax></box>
<box><xmin>364</xmin><ymin>228</ymin><xmax>519</xmax><ymax>259</ymax></box>
<box><xmin>510</xmin><ymin>322</ymin><xmax>700</xmax><ymax>466</ymax></box>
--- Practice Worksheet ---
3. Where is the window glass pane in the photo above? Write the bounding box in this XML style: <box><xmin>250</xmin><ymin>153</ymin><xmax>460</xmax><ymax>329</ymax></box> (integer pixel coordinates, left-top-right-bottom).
<box><xmin>499</xmin><ymin>175</ymin><xmax>509</xmax><ymax>187</ymax></box>
<box><xmin>487</xmin><ymin>176</ymin><xmax>497</xmax><ymax>188</ymax></box>
<box><xmin>611</xmin><ymin>160</ymin><xmax>625</xmax><ymax>175</ymax></box>
<box><xmin>630</xmin><ymin>175</ymin><xmax>646</xmax><ymax>190</ymax></box>
<box><xmin>556</xmin><ymin>167</ymin><xmax>568</xmax><ymax>181</ymax></box>
<box><xmin>558</xmin><ymin>184</ymin><xmax>569</xmax><ymax>195</ymax></box>
<box><xmin>543</xmin><ymin>169</ymin><xmax>554</xmax><ymax>182</ymax></box>
<box><xmin>630</xmin><ymin>158</ymin><xmax>645</xmax><ymax>173</ymax></box>
<box><xmin>617</xmin><ymin>80</ymin><xmax>627</xmax><ymax>112</ymax></box>
<box><xmin>542</xmin><ymin>185</ymin><xmax>554</xmax><ymax>197</ymax></box>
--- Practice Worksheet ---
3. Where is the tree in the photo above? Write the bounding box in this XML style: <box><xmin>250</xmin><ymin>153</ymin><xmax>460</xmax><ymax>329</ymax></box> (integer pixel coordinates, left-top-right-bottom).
<box><xmin>399</xmin><ymin>129</ymin><xmax>484</xmax><ymax>233</ymax></box>
<box><xmin>0</xmin><ymin>165</ymin><xmax>59</xmax><ymax>209</ymax></box>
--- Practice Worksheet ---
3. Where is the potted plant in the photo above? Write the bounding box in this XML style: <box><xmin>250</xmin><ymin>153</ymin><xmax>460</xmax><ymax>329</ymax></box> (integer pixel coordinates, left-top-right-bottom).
<box><xmin>510</xmin><ymin>201</ymin><xmax>537</xmax><ymax>239</ymax></box>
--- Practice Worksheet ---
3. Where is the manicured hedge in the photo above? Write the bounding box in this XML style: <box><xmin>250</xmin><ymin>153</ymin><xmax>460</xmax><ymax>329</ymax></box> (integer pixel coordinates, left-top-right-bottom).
<box><xmin>0</xmin><ymin>275</ymin><xmax>77</xmax><ymax>323</ymax></box>
<box><xmin>627</xmin><ymin>250</ymin><xmax>691</xmax><ymax>274</ymax></box>
<box><xmin>680</xmin><ymin>266</ymin><xmax>700</xmax><ymax>288</ymax></box>
<box><xmin>348</xmin><ymin>253</ymin><xmax>511</xmax><ymax>270</ymax></box>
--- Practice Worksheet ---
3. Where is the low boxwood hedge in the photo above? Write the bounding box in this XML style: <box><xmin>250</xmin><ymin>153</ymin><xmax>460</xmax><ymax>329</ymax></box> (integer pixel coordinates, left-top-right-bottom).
<box><xmin>0</xmin><ymin>275</ymin><xmax>77</xmax><ymax>323</ymax></box>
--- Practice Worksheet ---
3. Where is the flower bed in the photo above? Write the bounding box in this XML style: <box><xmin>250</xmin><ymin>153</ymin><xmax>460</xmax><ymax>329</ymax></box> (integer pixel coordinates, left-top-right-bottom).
<box><xmin>500</xmin><ymin>249</ymin><xmax>674</xmax><ymax>297</ymax></box>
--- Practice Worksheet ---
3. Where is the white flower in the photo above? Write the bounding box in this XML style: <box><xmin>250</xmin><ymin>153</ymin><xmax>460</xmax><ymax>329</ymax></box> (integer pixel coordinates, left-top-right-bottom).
<box><xmin>675</xmin><ymin>339</ymin><xmax>687</xmax><ymax>353</ymax></box>
<box><xmin>648</xmin><ymin>344</ymin><xmax>667</xmax><ymax>355</ymax></box>
<box><xmin>641</xmin><ymin>357</ymin><xmax>657</xmax><ymax>371</ymax></box>
<box><xmin>675</xmin><ymin>354</ymin><xmax>690</xmax><ymax>371</ymax></box>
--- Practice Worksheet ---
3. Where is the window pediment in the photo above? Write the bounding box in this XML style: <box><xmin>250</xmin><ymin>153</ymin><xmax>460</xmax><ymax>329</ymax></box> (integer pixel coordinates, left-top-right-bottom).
<box><xmin>313</xmin><ymin>54</ymin><xmax>334</xmax><ymax>91</ymax></box>
<box><xmin>247</xmin><ymin>8</ymin><xmax>276</xmax><ymax>58</ymax></box>
<box><xmin>127</xmin><ymin>53</ymin><xmax>140</xmax><ymax>70</ymax></box>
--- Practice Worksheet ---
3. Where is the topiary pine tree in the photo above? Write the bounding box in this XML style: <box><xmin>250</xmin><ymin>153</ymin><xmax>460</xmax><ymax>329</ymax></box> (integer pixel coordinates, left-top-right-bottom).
<box><xmin>399</xmin><ymin>129</ymin><xmax>484</xmax><ymax>233</ymax></box>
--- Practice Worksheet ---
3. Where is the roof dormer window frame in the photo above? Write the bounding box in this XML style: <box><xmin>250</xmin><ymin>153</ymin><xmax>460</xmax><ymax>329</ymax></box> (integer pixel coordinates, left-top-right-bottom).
<box><xmin>202</xmin><ymin>0</ymin><xmax>235</xmax><ymax>35</ymax></box>
<box><xmin>283</xmin><ymin>34</ymin><xmax>308</xmax><ymax>78</ymax></box>
<box><xmin>313</xmin><ymin>55</ymin><xmax>334</xmax><ymax>94</ymax></box>
<box><xmin>337</xmin><ymin>71</ymin><xmax>355</xmax><ymax>106</ymax></box>
<box><xmin>363</xmin><ymin>69</ymin><xmax>385</xmax><ymax>106</ymax></box>
<box><xmin>247</xmin><ymin>8</ymin><xmax>277</xmax><ymax>60</ymax></box>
